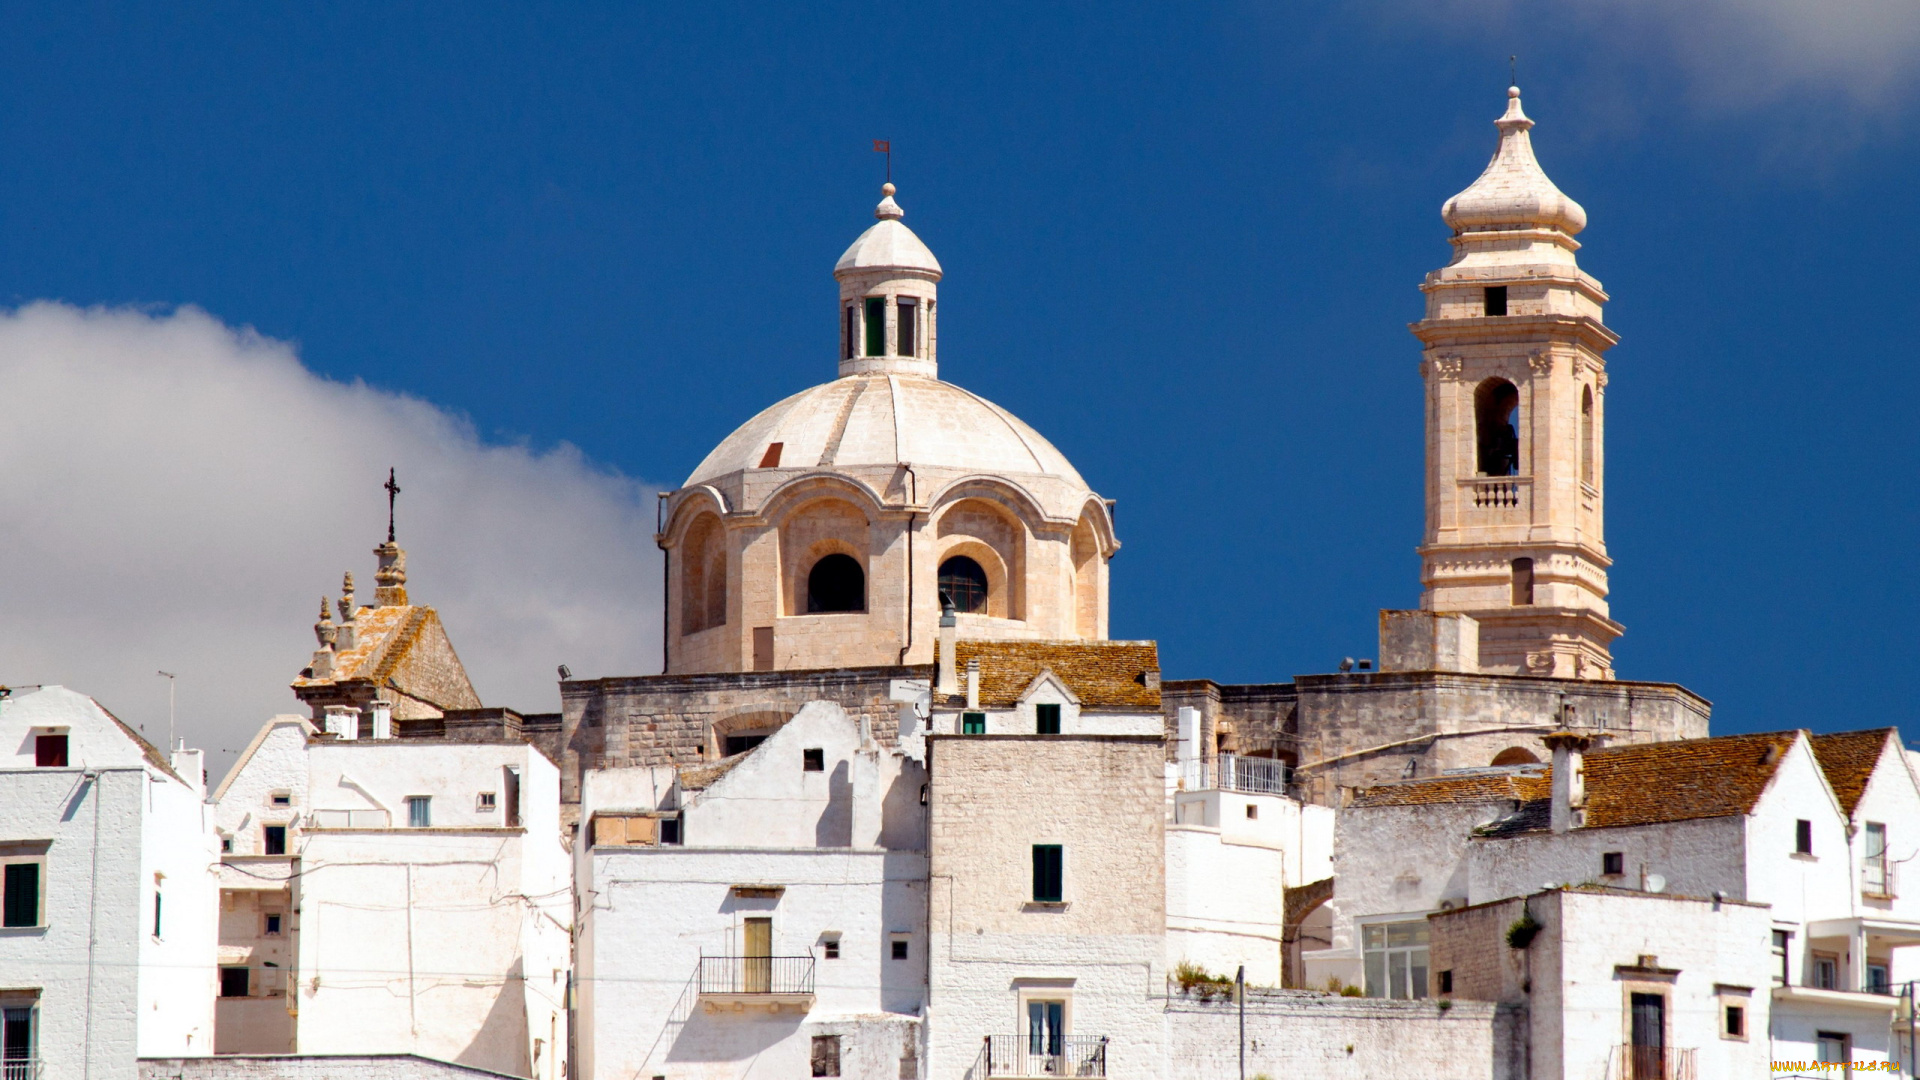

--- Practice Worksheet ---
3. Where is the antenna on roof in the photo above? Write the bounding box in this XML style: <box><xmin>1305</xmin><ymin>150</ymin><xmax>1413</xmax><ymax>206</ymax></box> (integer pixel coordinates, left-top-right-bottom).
<box><xmin>156</xmin><ymin>670</ymin><xmax>176</xmax><ymax>752</ymax></box>
<box><xmin>1510</xmin><ymin>54</ymin><xmax>1518</xmax><ymax>87</ymax></box>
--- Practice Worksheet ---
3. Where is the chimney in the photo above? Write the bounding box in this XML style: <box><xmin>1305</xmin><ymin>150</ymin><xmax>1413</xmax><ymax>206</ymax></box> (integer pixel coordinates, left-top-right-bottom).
<box><xmin>965</xmin><ymin>658</ymin><xmax>980</xmax><ymax>711</ymax></box>
<box><xmin>1176</xmin><ymin>707</ymin><xmax>1200</xmax><ymax>771</ymax></box>
<box><xmin>323</xmin><ymin>704</ymin><xmax>359</xmax><ymax>740</ymax></box>
<box><xmin>936</xmin><ymin>601</ymin><xmax>959</xmax><ymax>696</ymax></box>
<box><xmin>1543</xmin><ymin>729</ymin><xmax>1594</xmax><ymax>834</ymax></box>
<box><xmin>370</xmin><ymin>699</ymin><xmax>393</xmax><ymax>740</ymax></box>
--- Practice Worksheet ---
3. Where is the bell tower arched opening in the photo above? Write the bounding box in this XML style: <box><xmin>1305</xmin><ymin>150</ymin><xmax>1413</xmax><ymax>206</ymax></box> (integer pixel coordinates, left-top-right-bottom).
<box><xmin>1474</xmin><ymin>378</ymin><xmax>1521</xmax><ymax>477</ymax></box>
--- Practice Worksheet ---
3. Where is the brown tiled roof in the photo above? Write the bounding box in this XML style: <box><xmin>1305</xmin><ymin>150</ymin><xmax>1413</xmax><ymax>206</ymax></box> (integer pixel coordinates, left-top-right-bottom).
<box><xmin>679</xmin><ymin>752</ymin><xmax>752</xmax><ymax>791</ymax></box>
<box><xmin>953</xmin><ymin>640</ymin><xmax>1161</xmax><ymax>710</ymax></box>
<box><xmin>1356</xmin><ymin>730</ymin><xmax>1810</xmax><ymax>835</ymax></box>
<box><xmin>1810</xmin><ymin>729</ymin><xmax>1897</xmax><ymax>819</ymax></box>
<box><xmin>293</xmin><ymin>604</ymin><xmax>418</xmax><ymax>686</ymax></box>
<box><xmin>1350</xmin><ymin>769</ymin><xmax>1550</xmax><ymax>808</ymax></box>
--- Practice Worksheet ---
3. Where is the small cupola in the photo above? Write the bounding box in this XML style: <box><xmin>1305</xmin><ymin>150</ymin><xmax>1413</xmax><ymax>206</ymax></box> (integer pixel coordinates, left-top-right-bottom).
<box><xmin>1441</xmin><ymin>87</ymin><xmax>1587</xmax><ymax>243</ymax></box>
<box><xmin>834</xmin><ymin>184</ymin><xmax>942</xmax><ymax>379</ymax></box>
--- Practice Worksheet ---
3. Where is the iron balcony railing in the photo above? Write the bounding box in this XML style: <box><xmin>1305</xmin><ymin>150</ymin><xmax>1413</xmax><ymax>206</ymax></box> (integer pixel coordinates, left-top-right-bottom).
<box><xmin>695</xmin><ymin>955</ymin><xmax>815</xmax><ymax>997</ymax></box>
<box><xmin>977</xmin><ymin>1035</ymin><xmax>1108</xmax><ymax>1077</ymax></box>
<box><xmin>1864</xmin><ymin>858</ymin><xmax>1897</xmax><ymax>898</ymax></box>
<box><xmin>1607</xmin><ymin>1045</ymin><xmax>1696</xmax><ymax>1080</ymax></box>
<box><xmin>1181</xmin><ymin>754</ymin><xmax>1293</xmax><ymax>797</ymax></box>
<box><xmin>2</xmin><ymin>1059</ymin><xmax>42</xmax><ymax>1080</ymax></box>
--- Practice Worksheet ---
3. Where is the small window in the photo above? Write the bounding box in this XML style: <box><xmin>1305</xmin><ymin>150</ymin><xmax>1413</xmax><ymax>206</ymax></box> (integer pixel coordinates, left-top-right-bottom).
<box><xmin>806</xmin><ymin>554</ymin><xmax>866</xmax><ymax>613</ymax></box>
<box><xmin>1817</xmin><ymin>1032</ymin><xmax>1849</xmax><ymax>1067</ymax></box>
<box><xmin>803</xmin><ymin>748</ymin><xmax>825</xmax><ymax>772</ymax></box>
<box><xmin>407</xmin><ymin>797</ymin><xmax>433</xmax><ymax>829</ymax></box>
<box><xmin>1869</xmin><ymin>962</ymin><xmax>1891</xmax><ymax>995</ymax></box>
<box><xmin>269</xmin><ymin>791</ymin><xmax>292</xmax><ymax>807</ymax></box>
<box><xmin>962</xmin><ymin>712</ymin><xmax>986</xmax><ymax>735</ymax></box>
<box><xmin>1602</xmin><ymin>852</ymin><xmax>1624</xmax><ymax>876</ymax></box>
<box><xmin>1245</xmin><ymin>804</ymin><xmax>1258</xmax><ymax>820</ymax></box>
<box><xmin>844</xmin><ymin>305</ymin><xmax>856</xmax><ymax>360</ymax></box>
<box><xmin>1035</xmin><ymin>704</ymin><xmax>1061</xmax><ymax>736</ymax></box>
<box><xmin>264</xmin><ymin>913</ymin><xmax>283</xmax><ymax>937</ymax></box>
<box><xmin>1032</xmin><ymin>844</ymin><xmax>1064</xmax><ymax>903</ymax></box>
<box><xmin>725</xmin><ymin>733</ymin><xmax>767</xmax><ymax>756</ymax></box>
<box><xmin>1483</xmin><ymin>286</ymin><xmax>1508</xmax><ymax>316</ymax></box>
<box><xmin>220</xmin><ymin>836</ymin><xmax>233</xmax><ymax>854</ymax></box>
<box><xmin>33</xmin><ymin>735</ymin><xmax>67</xmax><ymax>768</ymax></box>
<box><xmin>477</xmin><ymin>792</ymin><xmax>497</xmax><ymax>813</ymax></box>
<box><xmin>897</xmin><ymin>297</ymin><xmax>917</xmax><ymax>357</ymax></box>
<box><xmin>153</xmin><ymin>889</ymin><xmax>164</xmax><ymax>938</ymax></box>
<box><xmin>1724</xmin><ymin>1003</ymin><xmax>1745</xmax><ymax>1038</ymax></box>
<box><xmin>812</xmin><ymin>1033</ymin><xmax>842</xmax><ymax>1077</ymax></box>
<box><xmin>1812</xmin><ymin>953</ymin><xmax>1838</xmax><ymax>990</ymax></box>
<box><xmin>1438</xmin><ymin>970</ymin><xmax>1453</xmax><ymax>994</ymax></box>
<box><xmin>262</xmin><ymin>826</ymin><xmax>287</xmax><ymax>856</ymax></box>
<box><xmin>1511</xmin><ymin>558</ymin><xmax>1534</xmax><ymax>606</ymax></box>
<box><xmin>937</xmin><ymin>556</ymin><xmax>988</xmax><ymax>614</ymax></box>
<box><xmin>891</xmin><ymin>939</ymin><xmax>909</xmax><ymax>960</ymax></box>
<box><xmin>823</xmin><ymin>937</ymin><xmax>840</xmax><ymax>960</ymax></box>
<box><xmin>1795</xmin><ymin>819</ymin><xmax>1813</xmax><ymax>855</ymax></box>
<box><xmin>1864</xmin><ymin>822</ymin><xmax>1889</xmax><ymax>894</ymax></box>
<box><xmin>660</xmin><ymin>817</ymin><xmax>682</xmax><ymax>845</ymax></box>
<box><xmin>864</xmin><ymin>297</ymin><xmax>885</xmax><ymax>357</ymax></box>
<box><xmin>220</xmin><ymin>966</ymin><xmax>250</xmax><ymax>998</ymax></box>
<box><xmin>1772</xmin><ymin>930</ymin><xmax>1792</xmax><ymax>986</ymax></box>
<box><xmin>3</xmin><ymin>864</ymin><xmax>40</xmax><ymax>928</ymax></box>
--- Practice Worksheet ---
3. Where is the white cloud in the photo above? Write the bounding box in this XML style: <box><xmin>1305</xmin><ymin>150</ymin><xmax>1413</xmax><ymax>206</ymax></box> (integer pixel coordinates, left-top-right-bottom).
<box><xmin>1378</xmin><ymin>0</ymin><xmax>1920</xmax><ymax>108</ymax></box>
<box><xmin>0</xmin><ymin>302</ymin><xmax>662</xmax><ymax>781</ymax></box>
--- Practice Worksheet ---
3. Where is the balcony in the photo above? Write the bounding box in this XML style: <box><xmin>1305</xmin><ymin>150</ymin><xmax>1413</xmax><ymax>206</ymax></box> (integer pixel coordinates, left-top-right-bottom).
<box><xmin>2</xmin><ymin>1060</ymin><xmax>42</xmax><ymax>1080</ymax></box>
<box><xmin>1180</xmin><ymin>754</ymin><xmax>1293</xmax><ymax>797</ymax></box>
<box><xmin>1864</xmin><ymin>858</ymin><xmax>1897</xmax><ymax>899</ymax></box>
<box><xmin>1605</xmin><ymin>1045</ymin><xmax>1696</xmax><ymax>1080</ymax></box>
<box><xmin>694</xmin><ymin>955</ymin><xmax>815</xmax><ymax>1012</ymax></box>
<box><xmin>976</xmin><ymin>1035</ymin><xmax>1108</xmax><ymax>1078</ymax></box>
<box><xmin>1459</xmin><ymin>475</ymin><xmax>1531</xmax><ymax>513</ymax></box>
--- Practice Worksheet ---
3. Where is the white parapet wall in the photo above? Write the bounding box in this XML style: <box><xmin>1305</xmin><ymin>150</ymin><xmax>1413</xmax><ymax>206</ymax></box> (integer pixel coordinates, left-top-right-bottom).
<box><xmin>1163</xmin><ymin>989</ymin><xmax>1509</xmax><ymax>1080</ymax></box>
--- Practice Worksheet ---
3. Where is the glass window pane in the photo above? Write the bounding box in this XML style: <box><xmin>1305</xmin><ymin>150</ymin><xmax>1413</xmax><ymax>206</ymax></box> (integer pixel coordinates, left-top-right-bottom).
<box><xmin>1389</xmin><ymin>952</ymin><xmax>1408</xmax><ymax>999</ymax></box>
<box><xmin>1411</xmin><ymin>951</ymin><xmax>1429</xmax><ymax>999</ymax></box>
<box><xmin>1363</xmin><ymin>925</ymin><xmax>1384</xmax><ymax>949</ymax></box>
<box><xmin>897</xmin><ymin>299</ymin><xmax>916</xmax><ymax>356</ymax></box>
<box><xmin>1364</xmin><ymin>951</ymin><xmax>1386</xmax><ymax>997</ymax></box>
<box><xmin>864</xmin><ymin>298</ymin><xmax>885</xmax><ymax>357</ymax></box>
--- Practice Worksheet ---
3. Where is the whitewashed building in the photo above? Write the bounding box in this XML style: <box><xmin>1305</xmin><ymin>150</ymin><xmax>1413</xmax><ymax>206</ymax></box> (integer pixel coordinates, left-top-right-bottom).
<box><xmin>0</xmin><ymin>685</ymin><xmax>220</xmax><ymax>1079</ymax></box>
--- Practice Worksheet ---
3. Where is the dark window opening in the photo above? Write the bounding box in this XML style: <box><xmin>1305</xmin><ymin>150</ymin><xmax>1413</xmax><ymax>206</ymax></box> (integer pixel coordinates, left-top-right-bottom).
<box><xmin>1773</xmin><ymin>930</ymin><xmax>1792</xmax><ymax>985</ymax></box>
<box><xmin>844</xmin><ymin>305</ymin><xmax>856</xmax><ymax>360</ymax></box>
<box><xmin>897</xmin><ymin>298</ymin><xmax>917</xmax><ymax>357</ymax></box>
<box><xmin>803</xmin><ymin>748</ymin><xmax>825</xmax><ymax>772</ymax></box>
<box><xmin>220</xmin><ymin>967</ymin><xmax>250</xmax><ymax>998</ymax></box>
<box><xmin>811</xmin><ymin>1034</ymin><xmax>842</xmax><ymax>1077</ymax></box>
<box><xmin>1035</xmin><ymin>703</ymin><xmax>1061</xmax><ymax>735</ymax></box>
<box><xmin>864</xmin><ymin>297</ymin><xmax>885</xmax><ymax>357</ymax></box>
<box><xmin>1438</xmin><ymin>970</ymin><xmax>1453</xmax><ymax>994</ymax></box>
<box><xmin>262</xmin><ymin>826</ymin><xmax>287</xmax><ymax>856</ymax></box>
<box><xmin>1483</xmin><ymin>286</ymin><xmax>1508</xmax><ymax>316</ymax></box>
<box><xmin>962</xmin><ymin>712</ymin><xmax>986</xmax><ymax>735</ymax></box>
<box><xmin>33</xmin><ymin>735</ymin><xmax>67</xmax><ymax>768</ymax></box>
<box><xmin>1511</xmin><ymin>558</ymin><xmax>1534</xmax><ymax>606</ymax></box>
<box><xmin>2</xmin><ymin>1007</ymin><xmax>32</xmax><ymax>1070</ymax></box>
<box><xmin>1796</xmin><ymin>819</ymin><xmax>1813</xmax><ymax>855</ymax></box>
<box><xmin>264</xmin><ymin>913</ymin><xmax>282</xmax><ymax>936</ymax></box>
<box><xmin>1602</xmin><ymin>851</ymin><xmax>1624</xmax><ymax>876</ymax></box>
<box><xmin>891</xmin><ymin>939</ymin><xmax>909</xmax><ymax>960</ymax></box>
<box><xmin>823</xmin><ymin>938</ymin><xmax>840</xmax><ymax>960</ymax></box>
<box><xmin>220</xmin><ymin>836</ymin><xmax>233</xmax><ymax>853</ymax></box>
<box><xmin>1474</xmin><ymin>379</ymin><xmax>1521</xmax><ymax>477</ymax></box>
<box><xmin>1032</xmin><ymin>844</ymin><xmax>1064</xmax><ymax>903</ymax></box>
<box><xmin>1580</xmin><ymin>387</ymin><xmax>1595</xmax><ymax>486</ymax></box>
<box><xmin>660</xmin><ymin>817</ymin><xmax>682</xmax><ymax>845</ymax></box>
<box><xmin>3</xmin><ymin>864</ymin><xmax>39</xmax><ymax>928</ymax></box>
<box><xmin>759</xmin><ymin>442</ymin><xmax>784</xmax><ymax>468</ymax></box>
<box><xmin>937</xmin><ymin>556</ymin><xmax>988</xmax><ymax>614</ymax></box>
<box><xmin>725</xmin><ymin>734</ymin><xmax>768</xmax><ymax>756</ymax></box>
<box><xmin>1725</xmin><ymin>1004</ymin><xmax>1745</xmax><ymax>1038</ymax></box>
<box><xmin>806</xmin><ymin>554</ymin><xmax>866</xmax><ymax>613</ymax></box>
<box><xmin>153</xmin><ymin>891</ymin><xmax>163</xmax><ymax>938</ymax></box>
<box><xmin>504</xmin><ymin>766</ymin><xmax>522</xmax><ymax>829</ymax></box>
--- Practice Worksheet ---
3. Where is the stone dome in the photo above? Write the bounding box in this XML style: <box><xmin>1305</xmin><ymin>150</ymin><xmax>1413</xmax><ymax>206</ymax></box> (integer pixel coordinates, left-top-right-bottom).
<box><xmin>684</xmin><ymin>372</ymin><xmax>1088</xmax><ymax>490</ymax></box>
<box><xmin>835</xmin><ymin>185</ymin><xmax>942</xmax><ymax>277</ymax></box>
<box><xmin>1442</xmin><ymin>87</ymin><xmax>1587</xmax><ymax>237</ymax></box>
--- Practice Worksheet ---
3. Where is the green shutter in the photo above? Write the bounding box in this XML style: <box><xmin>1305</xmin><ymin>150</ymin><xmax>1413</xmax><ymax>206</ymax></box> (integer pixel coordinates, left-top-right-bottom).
<box><xmin>3</xmin><ymin>863</ymin><xmax>38</xmax><ymax>927</ymax></box>
<box><xmin>1035</xmin><ymin>704</ymin><xmax>1061</xmax><ymax>735</ymax></box>
<box><xmin>962</xmin><ymin>712</ymin><xmax>986</xmax><ymax>735</ymax></box>
<box><xmin>864</xmin><ymin>297</ymin><xmax>885</xmax><ymax>356</ymax></box>
<box><xmin>1032</xmin><ymin>844</ymin><xmax>1063</xmax><ymax>902</ymax></box>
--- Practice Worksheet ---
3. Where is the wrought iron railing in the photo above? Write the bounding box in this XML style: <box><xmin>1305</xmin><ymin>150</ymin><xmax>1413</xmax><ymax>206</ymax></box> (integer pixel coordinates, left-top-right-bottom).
<box><xmin>1181</xmin><ymin>754</ymin><xmax>1293</xmax><ymax>797</ymax></box>
<box><xmin>1864</xmin><ymin>858</ymin><xmax>1897</xmax><ymax>898</ymax></box>
<box><xmin>2</xmin><ymin>1059</ymin><xmax>42</xmax><ymax>1080</ymax></box>
<box><xmin>977</xmin><ymin>1035</ymin><xmax>1108</xmax><ymax>1077</ymax></box>
<box><xmin>1606</xmin><ymin>1045</ymin><xmax>1696</xmax><ymax>1080</ymax></box>
<box><xmin>695</xmin><ymin>955</ymin><xmax>815</xmax><ymax>996</ymax></box>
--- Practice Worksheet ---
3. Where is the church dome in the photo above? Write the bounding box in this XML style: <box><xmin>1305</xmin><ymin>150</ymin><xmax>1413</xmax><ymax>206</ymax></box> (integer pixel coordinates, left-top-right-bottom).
<box><xmin>684</xmin><ymin>372</ymin><xmax>1088</xmax><ymax>490</ymax></box>
<box><xmin>1442</xmin><ymin>87</ymin><xmax>1587</xmax><ymax>237</ymax></box>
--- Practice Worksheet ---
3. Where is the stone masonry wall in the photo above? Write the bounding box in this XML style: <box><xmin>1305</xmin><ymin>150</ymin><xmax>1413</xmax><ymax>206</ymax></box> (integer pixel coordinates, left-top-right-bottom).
<box><xmin>1164</xmin><ymin>989</ymin><xmax>1510</xmax><ymax>1080</ymax></box>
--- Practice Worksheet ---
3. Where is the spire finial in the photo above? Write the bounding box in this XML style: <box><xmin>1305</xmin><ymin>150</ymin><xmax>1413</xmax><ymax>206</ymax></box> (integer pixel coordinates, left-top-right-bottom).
<box><xmin>875</xmin><ymin>182</ymin><xmax>904</xmax><ymax>221</ymax></box>
<box><xmin>384</xmin><ymin>467</ymin><xmax>401</xmax><ymax>543</ymax></box>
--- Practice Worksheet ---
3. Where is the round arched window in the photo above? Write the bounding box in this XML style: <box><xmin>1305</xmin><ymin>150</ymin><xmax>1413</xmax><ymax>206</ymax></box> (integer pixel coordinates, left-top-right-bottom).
<box><xmin>938</xmin><ymin>556</ymin><xmax>988</xmax><ymax>614</ymax></box>
<box><xmin>806</xmin><ymin>554</ymin><xmax>866</xmax><ymax>613</ymax></box>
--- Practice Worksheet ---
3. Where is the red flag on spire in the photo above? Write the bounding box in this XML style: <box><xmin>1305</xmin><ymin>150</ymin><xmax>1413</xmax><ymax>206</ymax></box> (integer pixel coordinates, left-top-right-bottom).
<box><xmin>873</xmin><ymin>140</ymin><xmax>890</xmax><ymax>153</ymax></box>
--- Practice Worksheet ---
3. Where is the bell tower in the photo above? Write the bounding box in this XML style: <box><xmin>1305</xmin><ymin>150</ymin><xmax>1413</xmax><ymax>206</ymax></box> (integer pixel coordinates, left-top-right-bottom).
<box><xmin>1412</xmin><ymin>86</ymin><xmax>1622</xmax><ymax>680</ymax></box>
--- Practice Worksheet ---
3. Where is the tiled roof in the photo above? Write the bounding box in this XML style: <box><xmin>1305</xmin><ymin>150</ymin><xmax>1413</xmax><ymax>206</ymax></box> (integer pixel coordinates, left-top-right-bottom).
<box><xmin>1810</xmin><ymin>729</ymin><xmax>1897</xmax><ymax>819</ymax></box>
<box><xmin>1355</xmin><ymin>730</ymin><xmax>1807</xmax><ymax>835</ymax></box>
<box><xmin>679</xmin><ymin>752</ymin><xmax>753</xmax><ymax>791</ymax></box>
<box><xmin>953</xmin><ymin>640</ymin><xmax>1161</xmax><ymax>710</ymax></box>
<box><xmin>1350</xmin><ymin>769</ymin><xmax>1549</xmax><ymax>808</ymax></box>
<box><xmin>293</xmin><ymin>604</ymin><xmax>422</xmax><ymax>686</ymax></box>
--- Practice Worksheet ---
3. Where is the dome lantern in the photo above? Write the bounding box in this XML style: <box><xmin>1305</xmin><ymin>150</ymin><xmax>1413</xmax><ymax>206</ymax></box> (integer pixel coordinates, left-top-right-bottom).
<box><xmin>834</xmin><ymin>183</ymin><xmax>942</xmax><ymax>379</ymax></box>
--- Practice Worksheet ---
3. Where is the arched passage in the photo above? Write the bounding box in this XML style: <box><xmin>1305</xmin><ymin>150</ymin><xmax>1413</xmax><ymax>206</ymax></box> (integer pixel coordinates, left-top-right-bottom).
<box><xmin>1475</xmin><ymin>378</ymin><xmax>1521</xmax><ymax>476</ymax></box>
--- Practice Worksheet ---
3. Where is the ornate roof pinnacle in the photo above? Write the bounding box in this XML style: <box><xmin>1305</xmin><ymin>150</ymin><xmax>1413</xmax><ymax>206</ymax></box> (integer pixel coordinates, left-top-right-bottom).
<box><xmin>1441</xmin><ymin>84</ymin><xmax>1586</xmax><ymax>238</ymax></box>
<box><xmin>875</xmin><ymin>182</ymin><xmax>903</xmax><ymax>221</ymax></box>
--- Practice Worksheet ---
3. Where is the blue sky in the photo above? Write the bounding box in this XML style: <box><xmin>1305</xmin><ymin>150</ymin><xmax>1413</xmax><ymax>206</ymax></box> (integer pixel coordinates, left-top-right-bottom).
<box><xmin>0</xmin><ymin>3</ymin><xmax>1915</xmax><ymax>746</ymax></box>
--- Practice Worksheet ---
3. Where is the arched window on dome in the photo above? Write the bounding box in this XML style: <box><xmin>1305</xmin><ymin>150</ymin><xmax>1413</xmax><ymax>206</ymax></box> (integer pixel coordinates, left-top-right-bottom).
<box><xmin>680</xmin><ymin>513</ymin><xmax>726</xmax><ymax>635</ymax></box>
<box><xmin>806</xmin><ymin>554</ymin><xmax>866</xmax><ymax>613</ymax></box>
<box><xmin>1475</xmin><ymin>378</ymin><xmax>1521</xmax><ymax>477</ymax></box>
<box><xmin>1491</xmin><ymin>747</ymin><xmax>1540</xmax><ymax>767</ymax></box>
<box><xmin>938</xmin><ymin>556</ymin><xmax>988</xmax><ymax>614</ymax></box>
